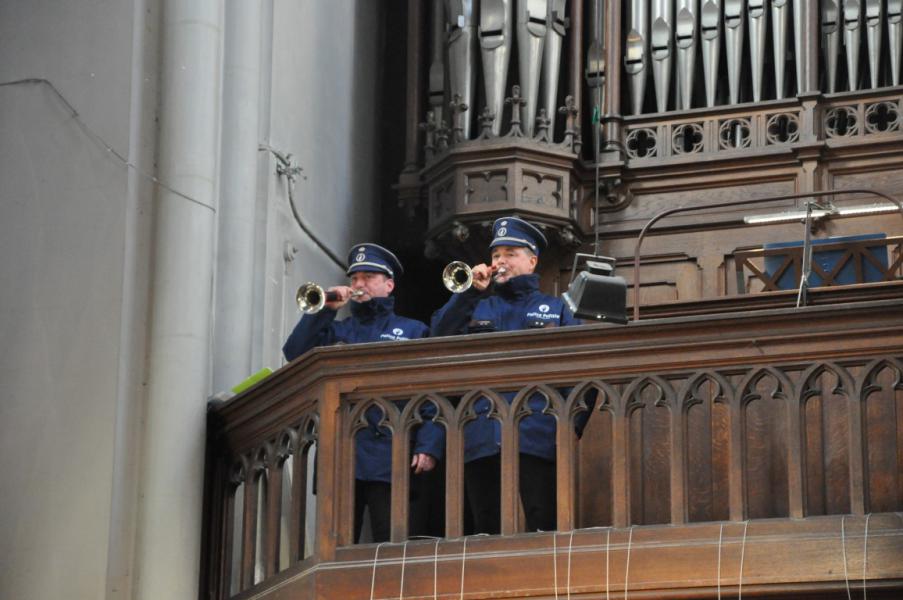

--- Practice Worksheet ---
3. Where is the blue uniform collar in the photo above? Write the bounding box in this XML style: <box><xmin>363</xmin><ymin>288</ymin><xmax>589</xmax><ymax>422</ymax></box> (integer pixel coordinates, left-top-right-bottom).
<box><xmin>350</xmin><ymin>295</ymin><xmax>394</xmax><ymax>322</ymax></box>
<box><xmin>495</xmin><ymin>273</ymin><xmax>540</xmax><ymax>300</ymax></box>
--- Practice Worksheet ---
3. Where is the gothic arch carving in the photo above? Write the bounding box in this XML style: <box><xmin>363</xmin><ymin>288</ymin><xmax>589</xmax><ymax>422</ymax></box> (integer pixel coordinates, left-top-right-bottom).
<box><xmin>400</xmin><ymin>393</ymin><xmax>455</xmax><ymax>432</ymax></box>
<box><xmin>455</xmin><ymin>388</ymin><xmax>509</xmax><ymax>427</ymax></box>
<box><xmin>509</xmin><ymin>383</ymin><xmax>563</xmax><ymax>425</ymax></box>
<box><xmin>347</xmin><ymin>397</ymin><xmax>399</xmax><ymax>436</ymax></box>
<box><xmin>622</xmin><ymin>374</ymin><xmax>675</xmax><ymax>415</ymax></box>
<box><xmin>738</xmin><ymin>366</ymin><xmax>794</xmax><ymax>409</ymax></box>
<box><xmin>677</xmin><ymin>370</ymin><xmax>733</xmax><ymax>414</ymax></box>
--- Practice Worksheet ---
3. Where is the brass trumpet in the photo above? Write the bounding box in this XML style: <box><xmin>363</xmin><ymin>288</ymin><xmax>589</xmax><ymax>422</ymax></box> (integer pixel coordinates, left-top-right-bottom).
<box><xmin>441</xmin><ymin>262</ymin><xmax>507</xmax><ymax>293</ymax></box>
<box><xmin>296</xmin><ymin>283</ymin><xmax>364</xmax><ymax>313</ymax></box>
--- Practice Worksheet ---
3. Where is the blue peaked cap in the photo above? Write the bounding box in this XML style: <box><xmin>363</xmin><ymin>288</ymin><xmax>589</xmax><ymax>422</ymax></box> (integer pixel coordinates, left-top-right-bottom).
<box><xmin>345</xmin><ymin>243</ymin><xmax>403</xmax><ymax>278</ymax></box>
<box><xmin>489</xmin><ymin>216</ymin><xmax>547</xmax><ymax>255</ymax></box>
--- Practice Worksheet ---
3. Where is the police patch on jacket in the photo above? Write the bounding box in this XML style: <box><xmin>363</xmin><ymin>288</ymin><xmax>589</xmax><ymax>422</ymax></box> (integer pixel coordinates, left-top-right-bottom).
<box><xmin>380</xmin><ymin>327</ymin><xmax>410</xmax><ymax>341</ymax></box>
<box><xmin>525</xmin><ymin>303</ymin><xmax>561</xmax><ymax>321</ymax></box>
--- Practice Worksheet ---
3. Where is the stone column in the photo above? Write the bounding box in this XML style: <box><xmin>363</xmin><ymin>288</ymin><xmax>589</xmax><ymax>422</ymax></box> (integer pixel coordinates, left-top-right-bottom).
<box><xmin>133</xmin><ymin>0</ymin><xmax>222</xmax><ymax>597</ymax></box>
<box><xmin>214</xmin><ymin>0</ymin><xmax>262</xmax><ymax>393</ymax></box>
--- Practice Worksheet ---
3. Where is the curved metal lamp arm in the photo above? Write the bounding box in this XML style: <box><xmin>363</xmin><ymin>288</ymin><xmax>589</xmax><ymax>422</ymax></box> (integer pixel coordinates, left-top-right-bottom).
<box><xmin>631</xmin><ymin>188</ymin><xmax>903</xmax><ymax>321</ymax></box>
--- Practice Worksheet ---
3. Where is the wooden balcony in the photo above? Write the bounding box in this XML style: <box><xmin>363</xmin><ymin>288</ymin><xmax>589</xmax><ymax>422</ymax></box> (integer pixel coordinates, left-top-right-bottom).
<box><xmin>202</xmin><ymin>288</ymin><xmax>903</xmax><ymax>599</ymax></box>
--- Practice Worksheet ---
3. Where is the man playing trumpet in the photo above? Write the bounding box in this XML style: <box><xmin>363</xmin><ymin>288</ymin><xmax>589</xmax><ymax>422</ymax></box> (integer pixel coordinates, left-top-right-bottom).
<box><xmin>432</xmin><ymin>217</ymin><xmax>590</xmax><ymax>534</ymax></box>
<box><xmin>283</xmin><ymin>243</ymin><xmax>441</xmax><ymax>543</ymax></box>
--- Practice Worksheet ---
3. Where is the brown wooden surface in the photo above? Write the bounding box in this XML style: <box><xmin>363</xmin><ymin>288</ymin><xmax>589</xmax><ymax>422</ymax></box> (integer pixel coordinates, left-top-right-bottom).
<box><xmin>205</xmin><ymin>293</ymin><xmax>903</xmax><ymax>599</ymax></box>
<box><xmin>233</xmin><ymin>515</ymin><xmax>903</xmax><ymax>600</ymax></box>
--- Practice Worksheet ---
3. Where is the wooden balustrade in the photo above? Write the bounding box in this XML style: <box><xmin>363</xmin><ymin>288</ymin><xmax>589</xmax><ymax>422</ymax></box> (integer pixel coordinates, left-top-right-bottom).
<box><xmin>202</xmin><ymin>293</ymin><xmax>903</xmax><ymax>599</ymax></box>
<box><xmin>734</xmin><ymin>235</ymin><xmax>903</xmax><ymax>293</ymax></box>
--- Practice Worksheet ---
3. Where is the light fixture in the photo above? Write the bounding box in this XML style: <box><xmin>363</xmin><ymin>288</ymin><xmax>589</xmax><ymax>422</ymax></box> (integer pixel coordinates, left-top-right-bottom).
<box><xmin>562</xmin><ymin>253</ymin><xmax>628</xmax><ymax>323</ymax></box>
<box><xmin>743</xmin><ymin>202</ymin><xmax>899</xmax><ymax>224</ymax></box>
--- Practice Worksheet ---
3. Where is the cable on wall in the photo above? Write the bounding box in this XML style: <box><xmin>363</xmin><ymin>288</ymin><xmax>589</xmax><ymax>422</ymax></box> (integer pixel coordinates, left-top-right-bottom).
<box><xmin>258</xmin><ymin>144</ymin><xmax>346</xmax><ymax>271</ymax></box>
<box><xmin>0</xmin><ymin>78</ymin><xmax>348</xmax><ymax>272</ymax></box>
<box><xmin>0</xmin><ymin>78</ymin><xmax>216</xmax><ymax>212</ymax></box>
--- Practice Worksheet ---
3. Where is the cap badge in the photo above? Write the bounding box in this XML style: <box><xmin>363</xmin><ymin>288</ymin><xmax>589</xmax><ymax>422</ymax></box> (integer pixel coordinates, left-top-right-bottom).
<box><xmin>356</xmin><ymin>253</ymin><xmax>366</xmax><ymax>262</ymax></box>
<box><xmin>497</xmin><ymin>227</ymin><xmax>507</xmax><ymax>237</ymax></box>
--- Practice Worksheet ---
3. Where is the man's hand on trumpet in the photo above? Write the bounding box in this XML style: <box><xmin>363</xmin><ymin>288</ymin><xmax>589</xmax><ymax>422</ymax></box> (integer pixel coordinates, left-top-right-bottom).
<box><xmin>321</xmin><ymin>286</ymin><xmax>367</xmax><ymax>310</ymax></box>
<box><xmin>323</xmin><ymin>286</ymin><xmax>357</xmax><ymax>310</ymax></box>
<box><xmin>469</xmin><ymin>264</ymin><xmax>511</xmax><ymax>291</ymax></box>
<box><xmin>468</xmin><ymin>264</ymin><xmax>497</xmax><ymax>291</ymax></box>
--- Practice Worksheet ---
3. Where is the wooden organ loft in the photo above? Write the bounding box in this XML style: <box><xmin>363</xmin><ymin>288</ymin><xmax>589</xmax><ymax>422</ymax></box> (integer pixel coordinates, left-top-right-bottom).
<box><xmin>202</xmin><ymin>2</ymin><xmax>903</xmax><ymax>599</ymax></box>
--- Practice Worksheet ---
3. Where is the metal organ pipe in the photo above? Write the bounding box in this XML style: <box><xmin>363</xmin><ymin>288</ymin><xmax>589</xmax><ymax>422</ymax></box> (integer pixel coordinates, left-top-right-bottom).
<box><xmin>479</xmin><ymin>0</ymin><xmax>512</xmax><ymax>136</ymax></box>
<box><xmin>446</xmin><ymin>0</ymin><xmax>477</xmax><ymax>139</ymax></box>
<box><xmin>865</xmin><ymin>0</ymin><xmax>883</xmax><ymax>89</ymax></box>
<box><xmin>542</xmin><ymin>0</ymin><xmax>567</xmax><ymax>137</ymax></box>
<box><xmin>724</xmin><ymin>0</ymin><xmax>746</xmax><ymax>105</ymax></box>
<box><xmin>625</xmin><ymin>0</ymin><xmax>649</xmax><ymax>114</ymax></box>
<box><xmin>701</xmin><ymin>0</ymin><xmax>722</xmax><ymax>107</ymax></box>
<box><xmin>822</xmin><ymin>0</ymin><xmax>840</xmax><ymax>93</ymax></box>
<box><xmin>891</xmin><ymin>0</ymin><xmax>903</xmax><ymax>86</ymax></box>
<box><xmin>651</xmin><ymin>0</ymin><xmax>674</xmax><ymax>112</ymax></box>
<box><xmin>747</xmin><ymin>0</ymin><xmax>766</xmax><ymax>102</ymax></box>
<box><xmin>843</xmin><ymin>0</ymin><xmax>862</xmax><ymax>91</ymax></box>
<box><xmin>430</xmin><ymin>0</ymin><xmax>447</xmax><ymax>128</ymax></box>
<box><xmin>517</xmin><ymin>0</ymin><xmax>549</xmax><ymax>135</ymax></box>
<box><xmin>675</xmin><ymin>0</ymin><xmax>699</xmax><ymax>110</ymax></box>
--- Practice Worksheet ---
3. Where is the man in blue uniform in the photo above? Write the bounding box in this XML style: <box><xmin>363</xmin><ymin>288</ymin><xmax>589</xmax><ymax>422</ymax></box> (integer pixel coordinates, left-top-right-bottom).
<box><xmin>431</xmin><ymin>217</ymin><xmax>591</xmax><ymax>534</ymax></box>
<box><xmin>283</xmin><ymin>243</ymin><xmax>442</xmax><ymax>543</ymax></box>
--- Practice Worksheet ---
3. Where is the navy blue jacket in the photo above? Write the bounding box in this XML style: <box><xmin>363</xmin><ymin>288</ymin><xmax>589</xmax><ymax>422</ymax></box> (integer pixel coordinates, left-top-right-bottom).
<box><xmin>431</xmin><ymin>274</ymin><xmax>593</xmax><ymax>462</ymax></box>
<box><xmin>283</xmin><ymin>297</ymin><xmax>441</xmax><ymax>482</ymax></box>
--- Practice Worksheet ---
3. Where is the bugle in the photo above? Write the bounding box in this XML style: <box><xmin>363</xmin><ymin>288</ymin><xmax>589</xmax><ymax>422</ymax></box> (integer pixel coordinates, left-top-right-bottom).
<box><xmin>441</xmin><ymin>261</ymin><xmax>507</xmax><ymax>293</ymax></box>
<box><xmin>295</xmin><ymin>283</ymin><xmax>363</xmax><ymax>313</ymax></box>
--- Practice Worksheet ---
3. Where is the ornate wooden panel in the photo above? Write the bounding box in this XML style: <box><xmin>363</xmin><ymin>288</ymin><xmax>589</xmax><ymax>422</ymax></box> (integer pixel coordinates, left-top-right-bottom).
<box><xmin>203</xmin><ymin>295</ymin><xmax>903</xmax><ymax>599</ymax></box>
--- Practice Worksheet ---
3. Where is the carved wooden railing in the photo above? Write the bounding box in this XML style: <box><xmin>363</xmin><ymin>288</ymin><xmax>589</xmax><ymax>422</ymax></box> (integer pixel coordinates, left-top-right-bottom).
<box><xmin>202</xmin><ymin>294</ymin><xmax>903</xmax><ymax>600</ymax></box>
<box><xmin>734</xmin><ymin>235</ymin><xmax>903</xmax><ymax>293</ymax></box>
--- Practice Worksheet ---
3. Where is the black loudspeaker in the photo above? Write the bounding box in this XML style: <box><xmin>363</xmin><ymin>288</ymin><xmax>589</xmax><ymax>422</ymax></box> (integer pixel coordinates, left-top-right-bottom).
<box><xmin>562</xmin><ymin>255</ymin><xmax>628</xmax><ymax>324</ymax></box>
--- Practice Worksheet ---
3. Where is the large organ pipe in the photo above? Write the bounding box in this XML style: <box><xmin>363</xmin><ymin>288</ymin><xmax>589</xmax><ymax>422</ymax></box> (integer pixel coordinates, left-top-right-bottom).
<box><xmin>822</xmin><ymin>1</ymin><xmax>841</xmax><ymax>93</ymax></box>
<box><xmin>585</xmin><ymin>0</ymin><xmax>605</xmax><ymax>94</ymax></box>
<box><xmin>724</xmin><ymin>0</ymin><xmax>745</xmax><ymax>105</ymax></box>
<box><xmin>430</xmin><ymin>0</ymin><xmax>447</xmax><ymax>127</ymax></box>
<box><xmin>748</xmin><ymin>0</ymin><xmax>766</xmax><ymax>102</ymax></box>
<box><xmin>446</xmin><ymin>0</ymin><xmax>477</xmax><ymax>139</ymax></box>
<box><xmin>675</xmin><ymin>0</ymin><xmax>699</xmax><ymax>110</ymax></box>
<box><xmin>517</xmin><ymin>0</ymin><xmax>549</xmax><ymax>136</ymax></box>
<box><xmin>843</xmin><ymin>0</ymin><xmax>862</xmax><ymax>91</ymax></box>
<box><xmin>625</xmin><ymin>0</ymin><xmax>649</xmax><ymax>114</ymax></box>
<box><xmin>865</xmin><ymin>0</ymin><xmax>883</xmax><ymax>89</ymax></box>
<box><xmin>772</xmin><ymin>0</ymin><xmax>790</xmax><ymax>99</ymax></box>
<box><xmin>480</xmin><ymin>0</ymin><xmax>513</xmax><ymax>136</ymax></box>
<box><xmin>891</xmin><ymin>0</ymin><xmax>903</xmax><ymax>86</ymax></box>
<box><xmin>542</xmin><ymin>0</ymin><xmax>568</xmax><ymax>138</ymax></box>
<box><xmin>701</xmin><ymin>0</ymin><xmax>721</xmax><ymax>107</ymax></box>
<box><xmin>792</xmin><ymin>1</ymin><xmax>812</xmax><ymax>94</ymax></box>
<box><xmin>651</xmin><ymin>0</ymin><xmax>674</xmax><ymax>112</ymax></box>
<box><xmin>586</xmin><ymin>0</ymin><xmax>605</xmax><ymax>154</ymax></box>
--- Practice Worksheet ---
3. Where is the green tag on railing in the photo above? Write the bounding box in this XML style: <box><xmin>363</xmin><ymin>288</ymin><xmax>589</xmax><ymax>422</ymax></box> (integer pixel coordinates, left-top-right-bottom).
<box><xmin>591</xmin><ymin>106</ymin><xmax>601</xmax><ymax>124</ymax></box>
<box><xmin>231</xmin><ymin>367</ymin><xmax>273</xmax><ymax>394</ymax></box>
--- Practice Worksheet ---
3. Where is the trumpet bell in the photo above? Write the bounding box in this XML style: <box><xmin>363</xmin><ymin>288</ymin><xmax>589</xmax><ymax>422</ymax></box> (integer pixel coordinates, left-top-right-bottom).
<box><xmin>296</xmin><ymin>282</ymin><xmax>327</xmax><ymax>313</ymax></box>
<box><xmin>442</xmin><ymin>261</ymin><xmax>473</xmax><ymax>293</ymax></box>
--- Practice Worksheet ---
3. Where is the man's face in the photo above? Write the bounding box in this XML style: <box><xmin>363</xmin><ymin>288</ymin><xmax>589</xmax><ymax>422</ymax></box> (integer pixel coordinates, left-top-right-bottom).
<box><xmin>349</xmin><ymin>271</ymin><xmax>394</xmax><ymax>301</ymax></box>
<box><xmin>490</xmin><ymin>245</ymin><xmax>537</xmax><ymax>283</ymax></box>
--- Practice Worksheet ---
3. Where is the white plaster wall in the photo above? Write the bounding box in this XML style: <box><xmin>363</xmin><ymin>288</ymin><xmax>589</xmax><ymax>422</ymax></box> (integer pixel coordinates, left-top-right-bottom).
<box><xmin>0</xmin><ymin>1</ymin><xmax>139</xmax><ymax>598</ymax></box>
<box><xmin>258</xmin><ymin>0</ymin><xmax>384</xmax><ymax>371</ymax></box>
<box><xmin>0</xmin><ymin>0</ymin><xmax>387</xmax><ymax>598</ymax></box>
